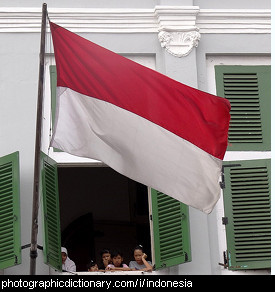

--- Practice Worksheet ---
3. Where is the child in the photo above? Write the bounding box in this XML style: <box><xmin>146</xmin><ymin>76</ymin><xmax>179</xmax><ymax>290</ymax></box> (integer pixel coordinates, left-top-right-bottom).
<box><xmin>87</xmin><ymin>259</ymin><xmax>99</xmax><ymax>272</ymax></box>
<box><xmin>98</xmin><ymin>249</ymin><xmax>112</xmax><ymax>270</ymax></box>
<box><xmin>106</xmin><ymin>250</ymin><xmax>131</xmax><ymax>271</ymax></box>
<box><xmin>129</xmin><ymin>245</ymin><xmax>153</xmax><ymax>272</ymax></box>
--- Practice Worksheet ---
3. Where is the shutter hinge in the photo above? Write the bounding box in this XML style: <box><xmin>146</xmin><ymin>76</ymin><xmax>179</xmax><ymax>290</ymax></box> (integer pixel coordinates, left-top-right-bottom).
<box><xmin>222</xmin><ymin>217</ymin><xmax>228</xmax><ymax>225</ymax></box>
<box><xmin>150</xmin><ymin>214</ymin><xmax>153</xmax><ymax>220</ymax></box>
<box><xmin>218</xmin><ymin>251</ymin><xmax>228</xmax><ymax>269</ymax></box>
<box><xmin>160</xmin><ymin>263</ymin><xmax>166</xmax><ymax>269</ymax></box>
<box><xmin>184</xmin><ymin>252</ymin><xmax>188</xmax><ymax>262</ymax></box>
<box><xmin>220</xmin><ymin>164</ymin><xmax>241</xmax><ymax>189</ymax></box>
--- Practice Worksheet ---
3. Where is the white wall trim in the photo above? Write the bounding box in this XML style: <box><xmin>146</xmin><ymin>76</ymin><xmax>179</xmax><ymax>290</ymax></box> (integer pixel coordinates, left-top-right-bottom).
<box><xmin>197</xmin><ymin>9</ymin><xmax>271</xmax><ymax>34</ymax></box>
<box><xmin>0</xmin><ymin>7</ymin><xmax>271</xmax><ymax>34</ymax></box>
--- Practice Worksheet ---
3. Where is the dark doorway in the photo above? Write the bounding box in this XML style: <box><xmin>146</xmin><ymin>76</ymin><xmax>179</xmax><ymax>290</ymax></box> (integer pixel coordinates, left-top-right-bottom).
<box><xmin>58</xmin><ymin>166</ymin><xmax>151</xmax><ymax>271</ymax></box>
<box><xmin>61</xmin><ymin>212</ymin><xmax>95</xmax><ymax>271</ymax></box>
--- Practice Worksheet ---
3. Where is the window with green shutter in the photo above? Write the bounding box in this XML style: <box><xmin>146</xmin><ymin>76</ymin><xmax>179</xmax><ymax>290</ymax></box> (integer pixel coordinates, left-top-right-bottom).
<box><xmin>41</xmin><ymin>164</ymin><xmax>192</xmax><ymax>271</ymax></box>
<box><xmin>215</xmin><ymin>66</ymin><xmax>271</xmax><ymax>151</ymax></box>
<box><xmin>223</xmin><ymin>159</ymin><xmax>271</xmax><ymax>270</ymax></box>
<box><xmin>0</xmin><ymin>152</ymin><xmax>21</xmax><ymax>269</ymax></box>
<box><xmin>41</xmin><ymin>152</ymin><xmax>62</xmax><ymax>271</ymax></box>
<box><xmin>150</xmin><ymin>188</ymin><xmax>191</xmax><ymax>269</ymax></box>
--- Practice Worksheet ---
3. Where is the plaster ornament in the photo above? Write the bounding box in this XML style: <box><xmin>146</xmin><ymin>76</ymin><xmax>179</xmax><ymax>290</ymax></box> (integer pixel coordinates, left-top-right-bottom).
<box><xmin>158</xmin><ymin>28</ymin><xmax>201</xmax><ymax>57</ymax></box>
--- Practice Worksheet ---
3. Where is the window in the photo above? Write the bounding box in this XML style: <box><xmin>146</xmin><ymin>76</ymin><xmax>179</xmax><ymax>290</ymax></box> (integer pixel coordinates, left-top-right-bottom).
<box><xmin>215</xmin><ymin>65</ymin><xmax>271</xmax><ymax>151</ymax></box>
<box><xmin>40</xmin><ymin>153</ymin><xmax>192</xmax><ymax>271</ymax></box>
<box><xmin>0</xmin><ymin>151</ymin><xmax>21</xmax><ymax>269</ymax></box>
<box><xmin>57</xmin><ymin>165</ymin><xmax>151</xmax><ymax>271</ymax></box>
<box><xmin>222</xmin><ymin>159</ymin><xmax>271</xmax><ymax>270</ymax></box>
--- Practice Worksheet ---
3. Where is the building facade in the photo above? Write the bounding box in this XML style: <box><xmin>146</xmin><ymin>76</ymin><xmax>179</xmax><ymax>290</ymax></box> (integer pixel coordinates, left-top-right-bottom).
<box><xmin>0</xmin><ymin>0</ymin><xmax>271</xmax><ymax>275</ymax></box>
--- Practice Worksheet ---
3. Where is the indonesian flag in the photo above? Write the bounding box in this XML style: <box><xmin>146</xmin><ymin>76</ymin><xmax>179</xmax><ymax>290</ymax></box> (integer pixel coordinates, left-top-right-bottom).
<box><xmin>50</xmin><ymin>22</ymin><xmax>230</xmax><ymax>214</ymax></box>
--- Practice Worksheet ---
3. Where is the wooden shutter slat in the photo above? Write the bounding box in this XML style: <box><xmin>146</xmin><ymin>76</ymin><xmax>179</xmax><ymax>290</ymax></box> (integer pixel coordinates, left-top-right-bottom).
<box><xmin>229</xmin><ymin>96</ymin><xmax>259</xmax><ymax>100</ymax></box>
<box><xmin>234</xmin><ymin>220</ymin><xmax>270</xmax><ymax>225</ymax></box>
<box><xmin>233</xmin><ymin>206</ymin><xmax>270</xmax><ymax>212</ymax></box>
<box><xmin>232</xmin><ymin>198</ymin><xmax>269</xmax><ymax>203</ymax></box>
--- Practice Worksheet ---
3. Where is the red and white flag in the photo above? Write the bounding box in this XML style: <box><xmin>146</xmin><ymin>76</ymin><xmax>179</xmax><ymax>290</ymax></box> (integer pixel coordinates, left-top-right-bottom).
<box><xmin>50</xmin><ymin>22</ymin><xmax>230</xmax><ymax>214</ymax></box>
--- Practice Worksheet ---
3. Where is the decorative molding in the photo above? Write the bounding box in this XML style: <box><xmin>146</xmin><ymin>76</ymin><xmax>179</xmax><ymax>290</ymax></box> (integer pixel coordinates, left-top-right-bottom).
<box><xmin>154</xmin><ymin>6</ymin><xmax>200</xmax><ymax>31</ymax></box>
<box><xmin>197</xmin><ymin>9</ymin><xmax>271</xmax><ymax>34</ymax></box>
<box><xmin>0</xmin><ymin>7</ymin><xmax>157</xmax><ymax>33</ymax></box>
<box><xmin>158</xmin><ymin>27</ymin><xmax>201</xmax><ymax>57</ymax></box>
<box><xmin>0</xmin><ymin>6</ymin><xmax>271</xmax><ymax>57</ymax></box>
<box><xmin>155</xmin><ymin>6</ymin><xmax>200</xmax><ymax>57</ymax></box>
<box><xmin>0</xmin><ymin>7</ymin><xmax>271</xmax><ymax>34</ymax></box>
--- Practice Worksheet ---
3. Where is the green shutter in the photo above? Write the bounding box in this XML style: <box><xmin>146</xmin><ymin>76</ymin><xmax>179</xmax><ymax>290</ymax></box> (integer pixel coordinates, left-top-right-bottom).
<box><xmin>41</xmin><ymin>152</ymin><xmax>62</xmax><ymax>270</ymax></box>
<box><xmin>151</xmin><ymin>188</ymin><xmax>191</xmax><ymax>269</ymax></box>
<box><xmin>0</xmin><ymin>152</ymin><xmax>21</xmax><ymax>269</ymax></box>
<box><xmin>215</xmin><ymin>65</ymin><xmax>271</xmax><ymax>151</ymax></box>
<box><xmin>223</xmin><ymin>159</ymin><xmax>271</xmax><ymax>270</ymax></box>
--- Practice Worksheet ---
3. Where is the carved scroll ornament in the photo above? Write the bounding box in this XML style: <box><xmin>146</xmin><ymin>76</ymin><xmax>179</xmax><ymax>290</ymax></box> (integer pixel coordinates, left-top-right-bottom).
<box><xmin>158</xmin><ymin>28</ymin><xmax>201</xmax><ymax>57</ymax></box>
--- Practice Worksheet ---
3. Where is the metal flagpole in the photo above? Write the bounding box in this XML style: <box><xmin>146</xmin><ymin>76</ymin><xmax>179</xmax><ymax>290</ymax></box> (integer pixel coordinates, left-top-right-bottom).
<box><xmin>30</xmin><ymin>3</ymin><xmax>48</xmax><ymax>275</ymax></box>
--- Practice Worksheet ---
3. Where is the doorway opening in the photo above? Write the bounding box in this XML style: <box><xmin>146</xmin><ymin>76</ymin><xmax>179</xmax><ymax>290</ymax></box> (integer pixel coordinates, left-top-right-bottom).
<box><xmin>57</xmin><ymin>166</ymin><xmax>152</xmax><ymax>271</ymax></box>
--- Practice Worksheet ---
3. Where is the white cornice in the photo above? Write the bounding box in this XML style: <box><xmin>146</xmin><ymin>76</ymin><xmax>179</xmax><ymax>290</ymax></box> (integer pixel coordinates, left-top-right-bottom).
<box><xmin>0</xmin><ymin>7</ymin><xmax>157</xmax><ymax>33</ymax></box>
<box><xmin>197</xmin><ymin>9</ymin><xmax>271</xmax><ymax>34</ymax></box>
<box><xmin>0</xmin><ymin>7</ymin><xmax>271</xmax><ymax>34</ymax></box>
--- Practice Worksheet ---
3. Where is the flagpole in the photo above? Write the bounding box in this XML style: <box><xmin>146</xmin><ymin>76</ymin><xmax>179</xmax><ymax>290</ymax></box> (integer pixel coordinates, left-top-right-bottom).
<box><xmin>30</xmin><ymin>3</ymin><xmax>47</xmax><ymax>275</ymax></box>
